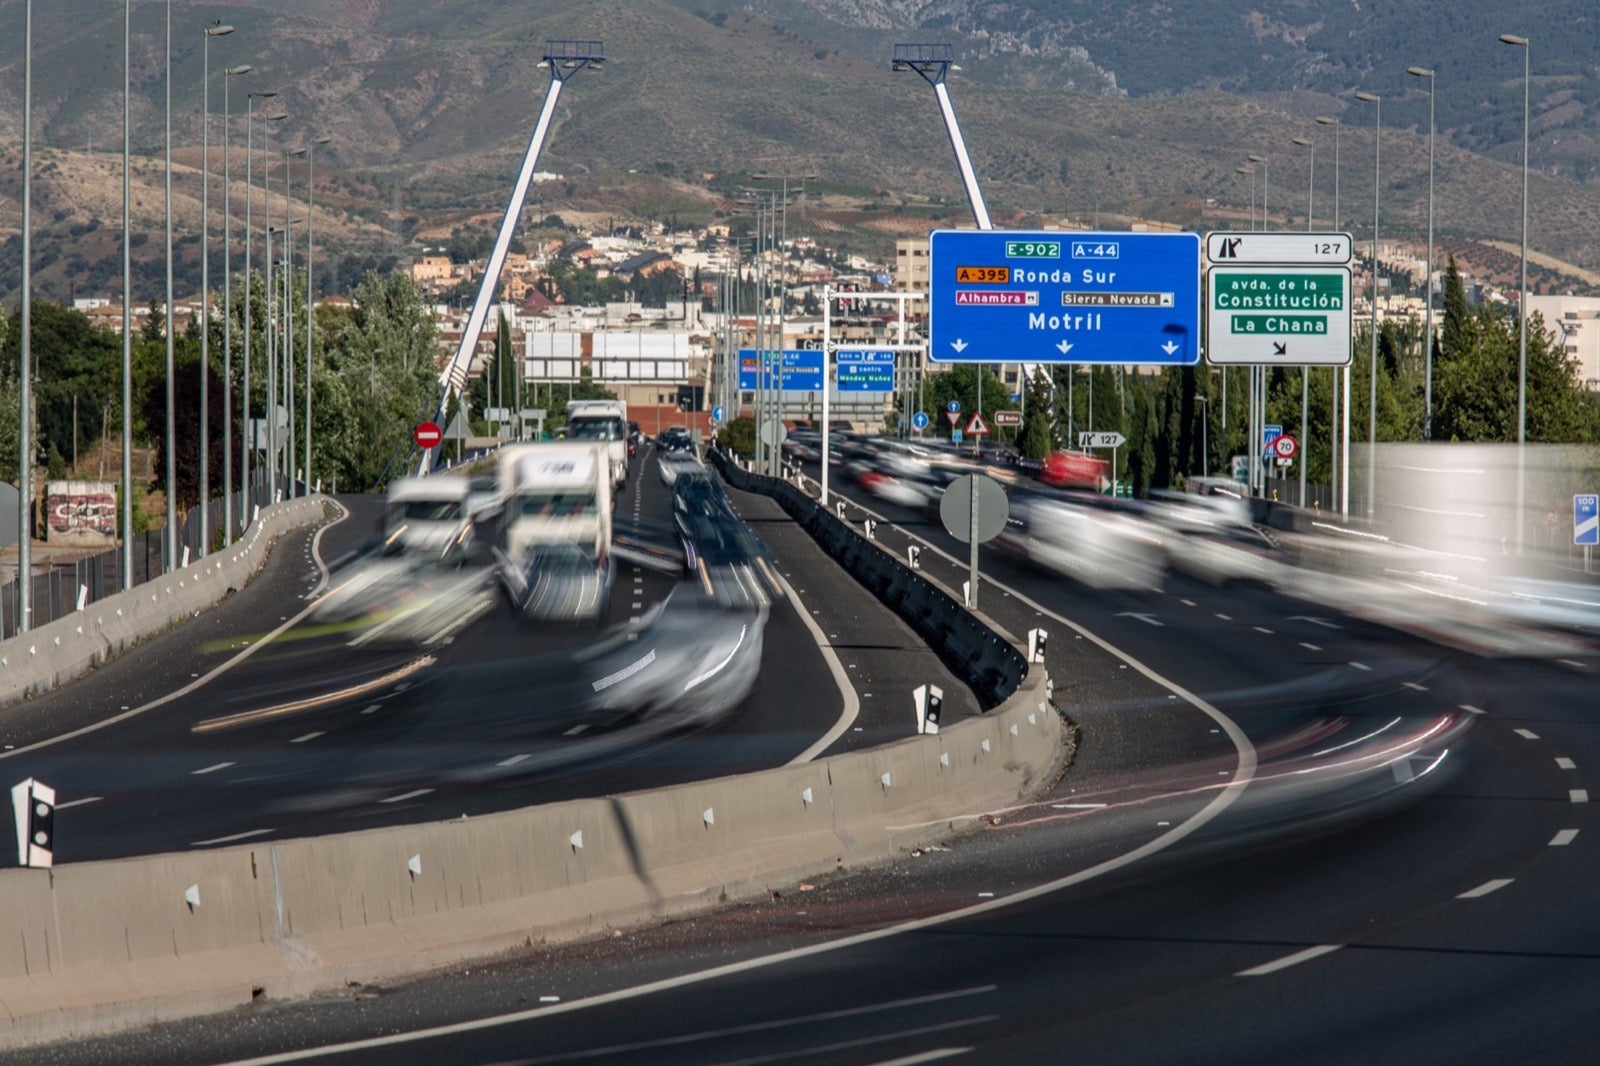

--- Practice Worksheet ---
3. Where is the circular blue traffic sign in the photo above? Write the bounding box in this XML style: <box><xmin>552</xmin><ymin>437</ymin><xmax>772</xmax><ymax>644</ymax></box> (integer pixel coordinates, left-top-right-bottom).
<box><xmin>711</xmin><ymin>404</ymin><xmax>725</xmax><ymax>424</ymax></box>
<box><xmin>946</xmin><ymin>400</ymin><xmax>961</xmax><ymax>414</ymax></box>
<box><xmin>912</xmin><ymin>411</ymin><xmax>930</xmax><ymax>430</ymax></box>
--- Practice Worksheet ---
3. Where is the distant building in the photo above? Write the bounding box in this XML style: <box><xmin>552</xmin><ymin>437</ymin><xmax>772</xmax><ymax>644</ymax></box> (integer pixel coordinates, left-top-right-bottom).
<box><xmin>1525</xmin><ymin>295</ymin><xmax>1600</xmax><ymax>391</ymax></box>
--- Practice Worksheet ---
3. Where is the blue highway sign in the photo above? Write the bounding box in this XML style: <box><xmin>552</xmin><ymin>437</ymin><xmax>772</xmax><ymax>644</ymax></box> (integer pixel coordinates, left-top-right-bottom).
<box><xmin>928</xmin><ymin>229</ymin><xmax>1201</xmax><ymax>365</ymax></box>
<box><xmin>738</xmin><ymin>349</ymin><xmax>824</xmax><ymax>391</ymax></box>
<box><xmin>1576</xmin><ymin>494</ymin><xmax>1599</xmax><ymax>546</ymax></box>
<box><xmin>836</xmin><ymin>349</ymin><xmax>896</xmax><ymax>392</ymax></box>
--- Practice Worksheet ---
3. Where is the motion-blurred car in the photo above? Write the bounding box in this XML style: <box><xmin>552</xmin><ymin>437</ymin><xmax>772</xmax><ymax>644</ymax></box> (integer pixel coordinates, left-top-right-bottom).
<box><xmin>995</xmin><ymin>491</ymin><xmax>1166</xmax><ymax>591</ymax></box>
<box><xmin>659</xmin><ymin>450</ymin><xmax>705</xmax><ymax>486</ymax></box>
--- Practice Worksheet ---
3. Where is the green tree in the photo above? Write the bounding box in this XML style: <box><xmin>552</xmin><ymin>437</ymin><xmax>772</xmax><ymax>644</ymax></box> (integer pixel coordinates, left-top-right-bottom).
<box><xmin>1015</xmin><ymin>369</ymin><xmax>1055</xmax><ymax>459</ymax></box>
<box><xmin>311</xmin><ymin>272</ymin><xmax>441</xmax><ymax>490</ymax></box>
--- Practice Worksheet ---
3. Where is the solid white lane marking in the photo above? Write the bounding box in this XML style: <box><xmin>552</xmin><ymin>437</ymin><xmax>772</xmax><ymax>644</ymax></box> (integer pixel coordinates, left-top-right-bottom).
<box><xmin>55</xmin><ymin>796</ymin><xmax>103</xmax><ymax>810</ymax></box>
<box><xmin>192</xmin><ymin>762</ymin><xmax>235</xmax><ymax>775</ymax></box>
<box><xmin>1571</xmin><ymin>789</ymin><xmax>1590</xmax><ymax>804</ymax></box>
<box><xmin>1461</xmin><ymin>704</ymin><xmax>1487</xmax><ymax>715</ymax></box>
<box><xmin>1514</xmin><ymin>728</ymin><xmax>1540</xmax><ymax>740</ymax></box>
<box><xmin>780</xmin><ymin>571</ymin><xmax>861</xmax><ymax>766</ymax></box>
<box><xmin>0</xmin><ymin>501</ymin><xmax>353</xmax><ymax>762</ymax></box>
<box><xmin>1051</xmin><ymin>803</ymin><xmax>1108</xmax><ymax>809</ymax></box>
<box><xmin>1402</xmin><ymin>682</ymin><xmax>1429</xmax><ymax>692</ymax></box>
<box><xmin>1457</xmin><ymin>878</ymin><xmax>1514</xmax><ymax>899</ymax></box>
<box><xmin>1559</xmin><ymin>659</ymin><xmax>1586</xmax><ymax>669</ymax></box>
<box><xmin>1550</xmin><ymin>829</ymin><xmax>1579</xmax><ymax>847</ymax></box>
<box><xmin>497</xmin><ymin>753</ymin><xmax>531</xmax><ymax>767</ymax></box>
<box><xmin>290</xmin><ymin>732</ymin><xmax>324</xmax><ymax>744</ymax></box>
<box><xmin>191</xmin><ymin>828</ymin><xmax>273</xmax><ymax>847</ymax></box>
<box><xmin>1349</xmin><ymin>661</ymin><xmax>1372</xmax><ymax>671</ymax></box>
<box><xmin>378</xmin><ymin>788</ymin><xmax>435</xmax><ymax>805</ymax></box>
<box><xmin>1299</xmin><ymin>642</ymin><xmax>1322</xmax><ymax>652</ymax></box>
<box><xmin>1237</xmin><ymin>944</ymin><xmax>1343</xmax><ymax>977</ymax></box>
<box><xmin>1556</xmin><ymin>757</ymin><xmax>1577</xmax><ymax>770</ymax></box>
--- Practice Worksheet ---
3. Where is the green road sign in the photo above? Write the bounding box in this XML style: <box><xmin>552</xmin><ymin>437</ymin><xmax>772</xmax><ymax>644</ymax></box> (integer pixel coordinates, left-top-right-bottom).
<box><xmin>1206</xmin><ymin>266</ymin><xmax>1352</xmax><ymax>366</ymax></box>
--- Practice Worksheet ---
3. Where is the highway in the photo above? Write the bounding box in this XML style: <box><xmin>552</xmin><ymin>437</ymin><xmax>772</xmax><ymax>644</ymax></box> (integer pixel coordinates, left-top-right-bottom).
<box><xmin>10</xmin><ymin>457</ymin><xmax>1595</xmax><ymax>1064</ymax></box>
<box><xmin>0</xmin><ymin>448</ymin><xmax>975</xmax><ymax>864</ymax></box>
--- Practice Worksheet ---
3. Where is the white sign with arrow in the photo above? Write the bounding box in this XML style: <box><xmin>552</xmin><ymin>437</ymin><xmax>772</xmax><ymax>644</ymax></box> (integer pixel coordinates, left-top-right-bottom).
<box><xmin>1078</xmin><ymin>432</ymin><xmax>1126</xmax><ymax>449</ymax></box>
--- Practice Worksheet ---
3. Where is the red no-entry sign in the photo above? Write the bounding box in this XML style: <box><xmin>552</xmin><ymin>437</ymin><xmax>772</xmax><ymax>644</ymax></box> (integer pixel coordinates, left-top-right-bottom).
<box><xmin>413</xmin><ymin>421</ymin><xmax>443</xmax><ymax>449</ymax></box>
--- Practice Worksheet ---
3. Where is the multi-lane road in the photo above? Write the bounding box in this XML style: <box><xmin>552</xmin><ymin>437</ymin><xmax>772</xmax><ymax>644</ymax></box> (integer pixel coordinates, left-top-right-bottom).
<box><xmin>0</xmin><ymin>448</ymin><xmax>973</xmax><ymax>864</ymax></box>
<box><xmin>6</xmin><ymin>453</ymin><xmax>1598</xmax><ymax>1065</ymax></box>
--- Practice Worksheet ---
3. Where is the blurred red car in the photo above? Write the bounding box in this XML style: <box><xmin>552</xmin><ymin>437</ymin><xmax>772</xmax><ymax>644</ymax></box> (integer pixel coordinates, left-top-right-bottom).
<box><xmin>1039</xmin><ymin>450</ymin><xmax>1110</xmax><ymax>491</ymax></box>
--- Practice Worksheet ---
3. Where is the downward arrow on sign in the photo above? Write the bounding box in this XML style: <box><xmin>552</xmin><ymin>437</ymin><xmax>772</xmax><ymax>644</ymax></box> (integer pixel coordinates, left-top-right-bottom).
<box><xmin>951</xmin><ymin>339</ymin><xmax>969</xmax><ymax>353</ymax></box>
<box><xmin>1161</xmin><ymin>341</ymin><xmax>1179</xmax><ymax>355</ymax></box>
<box><xmin>1057</xmin><ymin>341</ymin><xmax>1074</xmax><ymax>355</ymax></box>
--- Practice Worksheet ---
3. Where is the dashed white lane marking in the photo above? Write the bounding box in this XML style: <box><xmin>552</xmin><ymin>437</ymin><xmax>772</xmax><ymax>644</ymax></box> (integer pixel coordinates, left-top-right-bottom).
<box><xmin>1253</xmin><ymin>626</ymin><xmax>1274</xmax><ymax>635</ymax></box>
<box><xmin>1299</xmin><ymin>642</ymin><xmax>1322</xmax><ymax>652</ymax></box>
<box><xmin>1559</xmin><ymin>659</ymin><xmax>1586</xmax><ymax>669</ymax></box>
<box><xmin>191</xmin><ymin>828</ymin><xmax>273</xmax><ymax>847</ymax></box>
<box><xmin>290</xmin><ymin>732</ymin><xmax>324</xmax><ymax>744</ymax></box>
<box><xmin>192</xmin><ymin>762</ymin><xmax>235</xmax><ymax>775</ymax></box>
<box><xmin>1237</xmin><ymin>944</ymin><xmax>1344</xmax><ymax>977</ymax></box>
<box><xmin>1461</xmin><ymin>704</ymin><xmax>1487</xmax><ymax>715</ymax></box>
<box><xmin>1514</xmin><ymin>728</ymin><xmax>1540</xmax><ymax>741</ymax></box>
<box><xmin>1180</xmin><ymin>599</ymin><xmax>1196</xmax><ymax>607</ymax></box>
<box><xmin>378</xmin><ymin>788</ymin><xmax>435</xmax><ymax>805</ymax></box>
<box><xmin>55</xmin><ymin>796</ymin><xmax>103</xmax><ymax>810</ymax></box>
<box><xmin>563</xmin><ymin>724</ymin><xmax>590</xmax><ymax>736</ymax></box>
<box><xmin>1402</xmin><ymin>681</ymin><xmax>1429</xmax><ymax>692</ymax></box>
<box><xmin>1571</xmin><ymin>789</ymin><xmax>1590</xmax><ymax>804</ymax></box>
<box><xmin>1348</xmin><ymin>661</ymin><xmax>1371</xmax><ymax>671</ymax></box>
<box><xmin>1556</xmin><ymin>757</ymin><xmax>1577</xmax><ymax>770</ymax></box>
<box><xmin>361</xmin><ymin>704</ymin><xmax>381</xmax><ymax>715</ymax></box>
<box><xmin>497</xmin><ymin>753</ymin><xmax>531</xmax><ymax>768</ymax></box>
<box><xmin>1550</xmin><ymin>829</ymin><xmax>1579</xmax><ymax>847</ymax></box>
<box><xmin>1457</xmin><ymin>878</ymin><xmax>1514</xmax><ymax>899</ymax></box>
<box><xmin>1214</xmin><ymin>613</ymin><xmax>1233</xmax><ymax>621</ymax></box>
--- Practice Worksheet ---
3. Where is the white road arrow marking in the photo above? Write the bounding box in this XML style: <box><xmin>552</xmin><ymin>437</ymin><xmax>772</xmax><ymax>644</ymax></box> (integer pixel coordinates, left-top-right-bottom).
<box><xmin>950</xmin><ymin>339</ymin><xmax>969</xmax><ymax>353</ymax></box>
<box><xmin>1115</xmin><ymin>612</ymin><xmax>1165</xmax><ymax>627</ymax></box>
<box><xmin>1056</xmin><ymin>340</ymin><xmax>1073</xmax><ymax>355</ymax></box>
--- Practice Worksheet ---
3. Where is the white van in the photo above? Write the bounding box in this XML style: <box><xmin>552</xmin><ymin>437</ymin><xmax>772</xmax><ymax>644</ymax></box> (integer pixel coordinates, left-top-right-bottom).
<box><xmin>383</xmin><ymin>476</ymin><xmax>473</xmax><ymax>561</ymax></box>
<box><xmin>565</xmin><ymin>400</ymin><xmax>629</xmax><ymax>491</ymax></box>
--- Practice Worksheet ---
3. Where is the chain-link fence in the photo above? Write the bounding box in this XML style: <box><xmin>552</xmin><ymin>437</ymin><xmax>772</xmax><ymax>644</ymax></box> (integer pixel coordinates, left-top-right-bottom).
<box><xmin>1</xmin><ymin>476</ymin><xmax>297</xmax><ymax>641</ymax></box>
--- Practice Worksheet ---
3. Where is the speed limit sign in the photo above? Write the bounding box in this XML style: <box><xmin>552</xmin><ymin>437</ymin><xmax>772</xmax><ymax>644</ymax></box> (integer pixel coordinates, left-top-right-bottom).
<box><xmin>1272</xmin><ymin>434</ymin><xmax>1299</xmax><ymax>459</ymax></box>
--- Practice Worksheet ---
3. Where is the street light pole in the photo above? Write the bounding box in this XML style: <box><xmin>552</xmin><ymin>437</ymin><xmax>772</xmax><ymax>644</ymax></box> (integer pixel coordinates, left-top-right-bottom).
<box><xmin>1317</xmin><ymin>114</ymin><xmax>1346</xmax><ymax>516</ymax></box>
<box><xmin>19</xmin><ymin>0</ymin><xmax>33</xmax><ymax>631</ymax></box>
<box><xmin>221</xmin><ymin>64</ymin><xmax>251</xmax><ymax>546</ymax></box>
<box><xmin>199</xmin><ymin>23</ymin><xmax>235</xmax><ymax>559</ymax></box>
<box><xmin>283</xmin><ymin>147</ymin><xmax>305</xmax><ymax>494</ymax></box>
<box><xmin>1355</xmin><ymin>91</ymin><xmax>1382</xmax><ymax>521</ymax></box>
<box><xmin>1248</xmin><ymin>154</ymin><xmax>1270</xmax><ymax>230</ymax></box>
<box><xmin>304</xmin><ymin>136</ymin><xmax>330</xmax><ymax>494</ymax></box>
<box><xmin>1501</xmin><ymin>33</ymin><xmax>1531</xmax><ymax>554</ymax></box>
<box><xmin>121</xmin><ymin>0</ymin><xmax>134</xmax><ymax>590</ymax></box>
<box><xmin>1293</xmin><ymin>134</ymin><xmax>1315</xmax><ymax>506</ymax></box>
<box><xmin>1408</xmin><ymin>66</ymin><xmax>1437</xmax><ymax>441</ymax></box>
<box><xmin>255</xmin><ymin>108</ymin><xmax>286</xmax><ymax>501</ymax></box>
<box><xmin>163</xmin><ymin>0</ymin><xmax>177</xmax><ymax>571</ymax></box>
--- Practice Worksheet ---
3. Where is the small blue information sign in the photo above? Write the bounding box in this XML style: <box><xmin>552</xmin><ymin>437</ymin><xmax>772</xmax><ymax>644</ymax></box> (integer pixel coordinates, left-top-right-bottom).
<box><xmin>1576</xmin><ymin>494</ymin><xmax>1599</xmax><ymax>546</ymax></box>
<box><xmin>738</xmin><ymin>349</ymin><xmax>824</xmax><ymax>392</ymax></box>
<box><xmin>836</xmin><ymin>349</ymin><xmax>896</xmax><ymax>392</ymax></box>
<box><xmin>928</xmin><ymin>229</ymin><xmax>1201</xmax><ymax>365</ymax></box>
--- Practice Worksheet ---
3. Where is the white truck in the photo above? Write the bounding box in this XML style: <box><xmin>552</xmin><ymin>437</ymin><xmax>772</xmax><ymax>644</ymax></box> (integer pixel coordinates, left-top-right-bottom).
<box><xmin>564</xmin><ymin>399</ymin><xmax>629</xmax><ymax>491</ymax></box>
<box><xmin>494</xmin><ymin>442</ymin><xmax>615</xmax><ymax>620</ymax></box>
<box><xmin>382</xmin><ymin>476</ymin><xmax>473</xmax><ymax>561</ymax></box>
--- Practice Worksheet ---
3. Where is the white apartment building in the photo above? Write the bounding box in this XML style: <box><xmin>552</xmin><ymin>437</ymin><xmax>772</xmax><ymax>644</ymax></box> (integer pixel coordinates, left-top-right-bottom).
<box><xmin>1524</xmin><ymin>295</ymin><xmax>1600</xmax><ymax>392</ymax></box>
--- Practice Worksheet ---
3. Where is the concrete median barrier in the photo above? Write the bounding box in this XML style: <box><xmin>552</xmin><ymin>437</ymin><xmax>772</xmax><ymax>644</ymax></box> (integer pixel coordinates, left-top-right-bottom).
<box><xmin>0</xmin><ymin>497</ymin><xmax>331</xmax><ymax>707</ymax></box>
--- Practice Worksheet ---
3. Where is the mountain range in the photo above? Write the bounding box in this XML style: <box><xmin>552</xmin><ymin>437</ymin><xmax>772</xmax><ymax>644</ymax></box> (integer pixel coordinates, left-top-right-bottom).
<box><xmin>1</xmin><ymin>0</ymin><xmax>1598</xmax><ymax>302</ymax></box>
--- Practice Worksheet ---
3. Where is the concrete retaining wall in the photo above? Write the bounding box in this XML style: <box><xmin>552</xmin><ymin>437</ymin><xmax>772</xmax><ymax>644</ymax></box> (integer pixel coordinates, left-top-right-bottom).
<box><xmin>0</xmin><ymin>497</ymin><xmax>331</xmax><ymax>707</ymax></box>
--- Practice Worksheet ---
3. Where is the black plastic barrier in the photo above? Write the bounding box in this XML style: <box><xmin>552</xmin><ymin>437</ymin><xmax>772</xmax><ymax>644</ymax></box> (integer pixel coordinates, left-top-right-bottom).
<box><xmin>712</xmin><ymin>452</ymin><xmax>1026</xmax><ymax>709</ymax></box>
